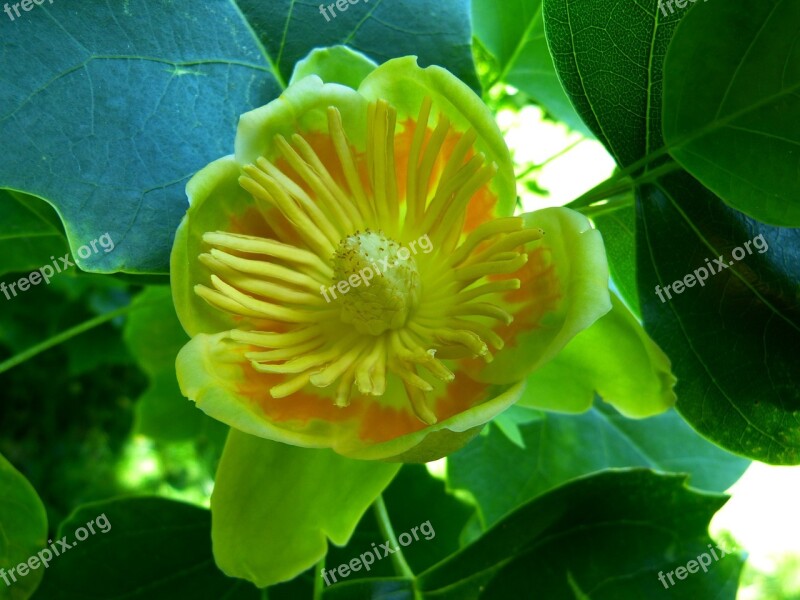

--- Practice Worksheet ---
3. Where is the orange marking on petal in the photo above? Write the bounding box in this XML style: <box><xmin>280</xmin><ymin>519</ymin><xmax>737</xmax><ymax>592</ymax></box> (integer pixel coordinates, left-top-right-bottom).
<box><xmin>434</xmin><ymin>375</ymin><xmax>488</xmax><ymax>420</ymax></box>
<box><xmin>234</xmin><ymin>349</ymin><xmax>356</xmax><ymax>424</ymax></box>
<box><xmin>358</xmin><ymin>401</ymin><xmax>427</xmax><ymax>442</ymax></box>
<box><xmin>463</xmin><ymin>186</ymin><xmax>498</xmax><ymax>233</ymax></box>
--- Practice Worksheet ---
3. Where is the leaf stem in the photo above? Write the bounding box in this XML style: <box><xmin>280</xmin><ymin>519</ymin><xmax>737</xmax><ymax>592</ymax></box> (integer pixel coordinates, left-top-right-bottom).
<box><xmin>0</xmin><ymin>301</ymin><xmax>142</xmax><ymax>375</ymax></box>
<box><xmin>567</xmin><ymin>160</ymin><xmax>682</xmax><ymax>209</ymax></box>
<box><xmin>373</xmin><ymin>495</ymin><xmax>414</xmax><ymax>580</ymax></box>
<box><xmin>313</xmin><ymin>556</ymin><xmax>325</xmax><ymax>600</ymax></box>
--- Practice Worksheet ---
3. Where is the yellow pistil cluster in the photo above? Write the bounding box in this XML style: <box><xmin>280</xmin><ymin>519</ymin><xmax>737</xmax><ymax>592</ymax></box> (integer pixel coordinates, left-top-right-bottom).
<box><xmin>194</xmin><ymin>98</ymin><xmax>543</xmax><ymax>423</ymax></box>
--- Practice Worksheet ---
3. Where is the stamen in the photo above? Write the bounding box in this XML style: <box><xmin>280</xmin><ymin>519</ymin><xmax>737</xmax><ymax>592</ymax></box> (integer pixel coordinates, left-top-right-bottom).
<box><xmin>448</xmin><ymin>302</ymin><xmax>513</xmax><ymax>325</ymax></box>
<box><xmin>310</xmin><ymin>339</ymin><xmax>370</xmax><ymax>388</ymax></box>
<box><xmin>328</xmin><ymin>107</ymin><xmax>373</xmax><ymax>225</ymax></box>
<box><xmin>270</xmin><ymin>373</ymin><xmax>313</xmax><ymax>399</ymax></box>
<box><xmin>405</xmin><ymin>96</ymin><xmax>433</xmax><ymax>228</ymax></box>
<box><xmin>209</xmin><ymin>249</ymin><xmax>325</xmax><ymax>293</ymax></box>
<box><xmin>245</xmin><ymin>338</ymin><xmax>326</xmax><ymax>361</ymax></box>
<box><xmin>239</xmin><ymin>169</ymin><xmax>335</xmax><ymax>259</ymax></box>
<box><xmin>267</xmin><ymin>139</ymin><xmax>347</xmax><ymax>240</ymax></box>
<box><xmin>209</xmin><ymin>275</ymin><xmax>320</xmax><ymax>323</ymax></box>
<box><xmin>199</xmin><ymin>254</ymin><xmax>325</xmax><ymax>306</ymax></box>
<box><xmin>230</xmin><ymin>327</ymin><xmax>321</xmax><ymax>349</ymax></box>
<box><xmin>390</xmin><ymin>358</ymin><xmax>434</xmax><ymax>392</ymax></box>
<box><xmin>415</xmin><ymin>115</ymin><xmax>451</xmax><ymax>219</ymax></box>
<box><xmin>454</xmin><ymin>253</ymin><xmax>528</xmax><ymax>281</ymax></box>
<box><xmin>194</xmin><ymin>284</ymin><xmax>269</xmax><ymax>319</ymax></box>
<box><xmin>291</xmin><ymin>134</ymin><xmax>359</xmax><ymax>232</ymax></box>
<box><xmin>404</xmin><ymin>383</ymin><xmax>437</xmax><ymax>425</ymax></box>
<box><xmin>203</xmin><ymin>232</ymin><xmax>333</xmax><ymax>277</ymax></box>
<box><xmin>448</xmin><ymin>217</ymin><xmax>525</xmax><ymax>266</ymax></box>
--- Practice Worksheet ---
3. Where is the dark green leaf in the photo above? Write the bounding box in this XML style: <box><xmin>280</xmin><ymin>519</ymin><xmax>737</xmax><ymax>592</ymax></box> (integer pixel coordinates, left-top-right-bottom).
<box><xmin>663</xmin><ymin>0</ymin><xmax>800</xmax><ymax>226</ymax></box>
<box><xmin>0</xmin><ymin>1</ymin><xmax>283</xmax><ymax>274</ymax></box>
<box><xmin>0</xmin><ymin>191</ymin><xmax>67</xmax><ymax>279</ymax></box>
<box><xmin>0</xmin><ymin>453</ymin><xmax>48</xmax><ymax>600</ymax></box>
<box><xmin>237</xmin><ymin>0</ymin><xmax>479</xmax><ymax>91</ymax></box>
<box><xmin>637</xmin><ymin>171</ymin><xmax>800</xmax><ymax>464</ymax></box>
<box><xmin>33</xmin><ymin>498</ymin><xmax>259</xmax><ymax>599</ymax></box>
<box><xmin>543</xmin><ymin>0</ymin><xmax>680</xmax><ymax>167</ymax></box>
<box><xmin>420</xmin><ymin>470</ymin><xmax>742</xmax><ymax>599</ymax></box>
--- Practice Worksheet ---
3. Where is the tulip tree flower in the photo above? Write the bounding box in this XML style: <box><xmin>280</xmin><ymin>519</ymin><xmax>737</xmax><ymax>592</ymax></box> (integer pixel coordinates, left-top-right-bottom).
<box><xmin>171</xmin><ymin>56</ymin><xmax>612</xmax><ymax>463</ymax></box>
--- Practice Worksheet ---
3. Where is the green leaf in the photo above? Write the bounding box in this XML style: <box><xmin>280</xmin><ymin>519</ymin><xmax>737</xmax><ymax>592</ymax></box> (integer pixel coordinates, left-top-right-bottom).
<box><xmin>543</xmin><ymin>0</ymin><xmax>681</xmax><ymax>167</ymax></box>
<box><xmin>0</xmin><ymin>191</ymin><xmax>67</xmax><ymax>279</ymax></box>
<box><xmin>211</xmin><ymin>430</ymin><xmax>400</xmax><ymax>587</ymax></box>
<box><xmin>472</xmin><ymin>0</ymin><xmax>590</xmax><ymax>134</ymax></box>
<box><xmin>33</xmin><ymin>498</ymin><xmax>260</xmax><ymax>599</ymax></box>
<box><xmin>637</xmin><ymin>171</ymin><xmax>800</xmax><ymax>464</ymax></box>
<box><xmin>0</xmin><ymin>453</ymin><xmax>47</xmax><ymax>600</ymax></box>
<box><xmin>545</xmin><ymin>0</ymin><xmax>800</xmax><ymax>463</ymax></box>
<box><xmin>663</xmin><ymin>0</ymin><xmax>800</xmax><ymax>226</ymax></box>
<box><xmin>237</xmin><ymin>0</ymin><xmax>480</xmax><ymax>91</ymax></box>
<box><xmin>519</xmin><ymin>291</ymin><xmax>675</xmax><ymax>417</ymax></box>
<box><xmin>123</xmin><ymin>286</ymin><xmax>225</xmax><ymax>442</ymax></box>
<box><xmin>0</xmin><ymin>1</ymin><xmax>282</xmax><ymax>275</ymax></box>
<box><xmin>420</xmin><ymin>470</ymin><xmax>742</xmax><ymax>598</ymax></box>
<box><xmin>448</xmin><ymin>403</ymin><xmax>749</xmax><ymax>527</ymax></box>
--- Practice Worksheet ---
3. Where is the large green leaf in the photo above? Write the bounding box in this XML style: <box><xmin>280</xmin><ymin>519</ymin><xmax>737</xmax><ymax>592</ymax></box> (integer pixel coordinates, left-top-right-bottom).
<box><xmin>637</xmin><ymin>172</ymin><xmax>800</xmax><ymax>464</ymax></box>
<box><xmin>237</xmin><ymin>0</ymin><xmax>479</xmax><ymax>91</ymax></box>
<box><xmin>544</xmin><ymin>0</ymin><xmax>800</xmax><ymax>463</ymax></box>
<box><xmin>0</xmin><ymin>191</ymin><xmax>67</xmax><ymax>279</ymax></box>
<box><xmin>663</xmin><ymin>0</ymin><xmax>800</xmax><ymax>226</ymax></box>
<box><xmin>0</xmin><ymin>454</ymin><xmax>47</xmax><ymax>600</ymax></box>
<box><xmin>471</xmin><ymin>0</ymin><xmax>589</xmax><ymax>134</ymax></box>
<box><xmin>448</xmin><ymin>403</ymin><xmax>750</xmax><ymax>527</ymax></box>
<box><xmin>418</xmin><ymin>470</ymin><xmax>742</xmax><ymax>599</ymax></box>
<box><xmin>519</xmin><ymin>291</ymin><xmax>676</xmax><ymax>418</ymax></box>
<box><xmin>0</xmin><ymin>1</ymin><xmax>282</xmax><ymax>275</ymax></box>
<box><xmin>32</xmin><ymin>498</ymin><xmax>260</xmax><ymax>599</ymax></box>
<box><xmin>211</xmin><ymin>430</ymin><xmax>400</xmax><ymax>587</ymax></box>
<box><xmin>0</xmin><ymin>0</ymin><xmax>478</xmax><ymax>275</ymax></box>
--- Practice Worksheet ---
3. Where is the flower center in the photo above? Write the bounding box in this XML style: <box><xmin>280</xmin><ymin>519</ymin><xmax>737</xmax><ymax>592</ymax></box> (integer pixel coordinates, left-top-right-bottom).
<box><xmin>330</xmin><ymin>229</ymin><xmax>420</xmax><ymax>336</ymax></box>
